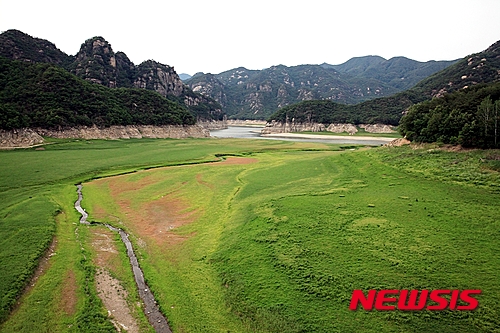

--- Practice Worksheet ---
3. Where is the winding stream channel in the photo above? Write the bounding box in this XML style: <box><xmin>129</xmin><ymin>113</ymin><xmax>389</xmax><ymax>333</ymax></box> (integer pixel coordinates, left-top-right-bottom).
<box><xmin>71</xmin><ymin>131</ymin><xmax>393</xmax><ymax>332</ymax></box>
<box><xmin>75</xmin><ymin>184</ymin><xmax>172</xmax><ymax>333</ymax></box>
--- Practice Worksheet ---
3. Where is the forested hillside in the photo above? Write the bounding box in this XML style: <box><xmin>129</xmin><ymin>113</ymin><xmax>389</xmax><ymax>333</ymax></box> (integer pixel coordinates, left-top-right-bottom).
<box><xmin>0</xmin><ymin>29</ymin><xmax>72</xmax><ymax>66</ymax></box>
<box><xmin>399</xmin><ymin>82</ymin><xmax>500</xmax><ymax>148</ymax></box>
<box><xmin>267</xmin><ymin>91</ymin><xmax>419</xmax><ymax>125</ymax></box>
<box><xmin>186</xmin><ymin>58</ymin><xmax>456</xmax><ymax>120</ymax></box>
<box><xmin>0</xmin><ymin>57</ymin><xmax>195</xmax><ymax>129</ymax></box>
<box><xmin>269</xmin><ymin>40</ymin><xmax>500</xmax><ymax>127</ymax></box>
<box><xmin>0</xmin><ymin>30</ymin><xmax>224</xmax><ymax>124</ymax></box>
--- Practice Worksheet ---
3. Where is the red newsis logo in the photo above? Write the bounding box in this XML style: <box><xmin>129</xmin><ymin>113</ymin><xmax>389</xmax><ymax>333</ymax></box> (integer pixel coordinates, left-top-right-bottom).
<box><xmin>349</xmin><ymin>289</ymin><xmax>481</xmax><ymax>311</ymax></box>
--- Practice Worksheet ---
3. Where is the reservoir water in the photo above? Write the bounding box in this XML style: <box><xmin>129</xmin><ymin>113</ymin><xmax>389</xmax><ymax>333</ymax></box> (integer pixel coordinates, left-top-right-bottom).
<box><xmin>210</xmin><ymin>126</ymin><xmax>394</xmax><ymax>146</ymax></box>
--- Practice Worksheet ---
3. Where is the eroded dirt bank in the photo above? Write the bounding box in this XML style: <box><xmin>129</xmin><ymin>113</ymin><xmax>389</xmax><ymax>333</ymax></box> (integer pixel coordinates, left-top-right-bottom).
<box><xmin>0</xmin><ymin>124</ymin><xmax>209</xmax><ymax>148</ymax></box>
<box><xmin>91</xmin><ymin>228</ymin><xmax>140</xmax><ymax>333</ymax></box>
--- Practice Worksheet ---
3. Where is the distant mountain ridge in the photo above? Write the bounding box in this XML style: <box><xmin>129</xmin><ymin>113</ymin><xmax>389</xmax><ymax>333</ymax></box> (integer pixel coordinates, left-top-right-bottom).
<box><xmin>185</xmin><ymin>57</ymin><xmax>457</xmax><ymax>119</ymax></box>
<box><xmin>179</xmin><ymin>73</ymin><xmax>192</xmax><ymax>81</ymax></box>
<box><xmin>324</xmin><ymin>56</ymin><xmax>458</xmax><ymax>90</ymax></box>
<box><xmin>3</xmin><ymin>29</ymin><xmax>495</xmax><ymax>129</ymax></box>
<box><xmin>267</xmin><ymin>40</ymin><xmax>500</xmax><ymax>126</ymax></box>
<box><xmin>0</xmin><ymin>29</ymin><xmax>223</xmax><ymax>122</ymax></box>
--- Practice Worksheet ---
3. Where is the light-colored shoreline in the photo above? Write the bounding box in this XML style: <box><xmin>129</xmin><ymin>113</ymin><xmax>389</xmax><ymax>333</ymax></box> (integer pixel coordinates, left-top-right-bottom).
<box><xmin>261</xmin><ymin>132</ymin><xmax>396</xmax><ymax>142</ymax></box>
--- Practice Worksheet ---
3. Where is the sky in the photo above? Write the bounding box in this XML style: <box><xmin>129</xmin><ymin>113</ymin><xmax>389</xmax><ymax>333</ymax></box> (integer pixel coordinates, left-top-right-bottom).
<box><xmin>1</xmin><ymin>0</ymin><xmax>500</xmax><ymax>75</ymax></box>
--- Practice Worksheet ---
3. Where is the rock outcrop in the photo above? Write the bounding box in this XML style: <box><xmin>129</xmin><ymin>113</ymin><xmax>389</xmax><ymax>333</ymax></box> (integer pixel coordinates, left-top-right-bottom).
<box><xmin>197</xmin><ymin>119</ymin><xmax>228</xmax><ymax>130</ymax></box>
<box><xmin>326</xmin><ymin>123</ymin><xmax>358</xmax><ymax>135</ymax></box>
<box><xmin>359</xmin><ymin>123</ymin><xmax>396</xmax><ymax>133</ymax></box>
<box><xmin>37</xmin><ymin>125</ymin><xmax>209</xmax><ymax>140</ymax></box>
<box><xmin>134</xmin><ymin>60</ymin><xmax>185</xmax><ymax>97</ymax></box>
<box><xmin>72</xmin><ymin>37</ymin><xmax>118</xmax><ymax>88</ymax></box>
<box><xmin>261</xmin><ymin>120</ymin><xmax>325</xmax><ymax>134</ymax></box>
<box><xmin>262</xmin><ymin>121</ymin><xmax>397</xmax><ymax>135</ymax></box>
<box><xmin>0</xmin><ymin>128</ymin><xmax>44</xmax><ymax>148</ymax></box>
<box><xmin>0</xmin><ymin>125</ymin><xmax>209</xmax><ymax>148</ymax></box>
<box><xmin>226</xmin><ymin>119</ymin><xmax>267</xmax><ymax>126</ymax></box>
<box><xmin>68</xmin><ymin>38</ymin><xmax>224</xmax><ymax>121</ymax></box>
<box><xmin>385</xmin><ymin>138</ymin><xmax>411</xmax><ymax>147</ymax></box>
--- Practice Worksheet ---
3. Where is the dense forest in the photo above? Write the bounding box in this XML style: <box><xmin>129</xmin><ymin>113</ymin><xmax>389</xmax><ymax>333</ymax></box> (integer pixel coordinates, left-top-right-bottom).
<box><xmin>399</xmin><ymin>82</ymin><xmax>500</xmax><ymax>148</ymax></box>
<box><xmin>0</xmin><ymin>57</ymin><xmax>195</xmax><ymax>130</ymax></box>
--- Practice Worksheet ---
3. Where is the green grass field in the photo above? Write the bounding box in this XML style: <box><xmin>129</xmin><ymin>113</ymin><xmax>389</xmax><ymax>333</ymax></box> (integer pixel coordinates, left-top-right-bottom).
<box><xmin>0</xmin><ymin>138</ymin><xmax>499</xmax><ymax>332</ymax></box>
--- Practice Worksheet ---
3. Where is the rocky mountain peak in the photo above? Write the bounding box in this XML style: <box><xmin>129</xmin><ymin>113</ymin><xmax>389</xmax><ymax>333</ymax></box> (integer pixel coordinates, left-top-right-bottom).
<box><xmin>134</xmin><ymin>60</ymin><xmax>184</xmax><ymax>97</ymax></box>
<box><xmin>72</xmin><ymin>36</ymin><xmax>118</xmax><ymax>87</ymax></box>
<box><xmin>188</xmin><ymin>73</ymin><xmax>227</xmax><ymax>107</ymax></box>
<box><xmin>0</xmin><ymin>30</ymin><xmax>225</xmax><ymax>123</ymax></box>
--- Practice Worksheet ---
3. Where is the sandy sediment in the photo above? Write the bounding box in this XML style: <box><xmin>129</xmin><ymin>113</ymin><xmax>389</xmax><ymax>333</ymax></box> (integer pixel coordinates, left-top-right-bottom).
<box><xmin>261</xmin><ymin>132</ymin><xmax>395</xmax><ymax>142</ymax></box>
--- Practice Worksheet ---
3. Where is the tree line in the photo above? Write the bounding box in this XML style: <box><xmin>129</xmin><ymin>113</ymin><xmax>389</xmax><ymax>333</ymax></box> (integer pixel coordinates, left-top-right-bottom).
<box><xmin>399</xmin><ymin>82</ymin><xmax>500</xmax><ymax>148</ymax></box>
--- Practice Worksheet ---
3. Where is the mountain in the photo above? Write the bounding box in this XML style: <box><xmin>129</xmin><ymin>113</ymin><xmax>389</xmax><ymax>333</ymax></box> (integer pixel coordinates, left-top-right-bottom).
<box><xmin>179</xmin><ymin>73</ymin><xmax>192</xmax><ymax>81</ymax></box>
<box><xmin>321</xmin><ymin>56</ymin><xmax>386</xmax><ymax>74</ymax></box>
<box><xmin>267</xmin><ymin>40</ymin><xmax>500</xmax><ymax>126</ymax></box>
<box><xmin>324</xmin><ymin>56</ymin><xmax>458</xmax><ymax>90</ymax></box>
<box><xmin>410</xmin><ymin>40</ymin><xmax>500</xmax><ymax>98</ymax></box>
<box><xmin>70</xmin><ymin>36</ymin><xmax>223</xmax><ymax>121</ymax></box>
<box><xmin>396</xmin><ymin>41</ymin><xmax>500</xmax><ymax>148</ymax></box>
<box><xmin>0</xmin><ymin>57</ymin><xmax>195</xmax><ymax>130</ymax></box>
<box><xmin>0</xmin><ymin>29</ymin><xmax>73</xmax><ymax>67</ymax></box>
<box><xmin>0</xmin><ymin>30</ymin><xmax>224</xmax><ymax>122</ymax></box>
<box><xmin>185</xmin><ymin>57</ymin><xmax>456</xmax><ymax>120</ymax></box>
<box><xmin>186</xmin><ymin>64</ymin><xmax>401</xmax><ymax>119</ymax></box>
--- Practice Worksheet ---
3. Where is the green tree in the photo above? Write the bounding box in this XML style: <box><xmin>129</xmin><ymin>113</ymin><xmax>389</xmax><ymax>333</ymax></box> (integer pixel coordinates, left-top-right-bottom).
<box><xmin>495</xmin><ymin>100</ymin><xmax>500</xmax><ymax>146</ymax></box>
<box><xmin>477</xmin><ymin>96</ymin><xmax>494</xmax><ymax>137</ymax></box>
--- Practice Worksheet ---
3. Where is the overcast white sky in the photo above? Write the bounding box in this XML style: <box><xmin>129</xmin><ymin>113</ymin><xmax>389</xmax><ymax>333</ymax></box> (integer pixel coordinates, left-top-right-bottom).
<box><xmin>1</xmin><ymin>0</ymin><xmax>499</xmax><ymax>75</ymax></box>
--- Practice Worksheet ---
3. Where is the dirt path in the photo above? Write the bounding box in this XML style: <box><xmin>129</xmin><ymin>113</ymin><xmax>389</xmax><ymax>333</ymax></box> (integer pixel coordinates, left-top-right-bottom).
<box><xmin>95</xmin><ymin>268</ymin><xmax>139</xmax><ymax>332</ymax></box>
<box><xmin>76</xmin><ymin>185</ymin><xmax>172</xmax><ymax>333</ymax></box>
<box><xmin>106</xmin><ymin>224</ymin><xmax>172</xmax><ymax>333</ymax></box>
<box><xmin>91</xmin><ymin>228</ymin><xmax>140</xmax><ymax>333</ymax></box>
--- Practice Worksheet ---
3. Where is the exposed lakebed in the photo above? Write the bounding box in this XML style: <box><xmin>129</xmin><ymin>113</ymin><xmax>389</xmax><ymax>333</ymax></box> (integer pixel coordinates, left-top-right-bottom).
<box><xmin>210</xmin><ymin>126</ymin><xmax>394</xmax><ymax>145</ymax></box>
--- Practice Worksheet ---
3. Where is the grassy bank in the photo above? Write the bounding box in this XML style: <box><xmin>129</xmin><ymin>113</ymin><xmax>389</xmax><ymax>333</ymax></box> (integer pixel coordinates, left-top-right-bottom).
<box><xmin>0</xmin><ymin>138</ymin><xmax>341</xmax><ymax>331</ymax></box>
<box><xmin>0</xmin><ymin>138</ymin><xmax>498</xmax><ymax>332</ymax></box>
<box><xmin>84</xmin><ymin>144</ymin><xmax>498</xmax><ymax>332</ymax></box>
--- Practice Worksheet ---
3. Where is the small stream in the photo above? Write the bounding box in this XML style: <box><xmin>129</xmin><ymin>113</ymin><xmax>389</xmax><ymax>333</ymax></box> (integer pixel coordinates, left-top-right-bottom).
<box><xmin>75</xmin><ymin>184</ymin><xmax>172</xmax><ymax>333</ymax></box>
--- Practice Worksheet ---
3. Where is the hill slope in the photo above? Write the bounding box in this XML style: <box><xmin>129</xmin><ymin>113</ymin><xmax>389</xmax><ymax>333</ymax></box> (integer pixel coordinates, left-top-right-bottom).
<box><xmin>185</xmin><ymin>57</ymin><xmax>456</xmax><ymax>119</ymax></box>
<box><xmin>0</xmin><ymin>57</ymin><xmax>195</xmax><ymax>130</ymax></box>
<box><xmin>269</xmin><ymin>40</ymin><xmax>500</xmax><ymax>126</ymax></box>
<box><xmin>0</xmin><ymin>29</ymin><xmax>73</xmax><ymax>66</ymax></box>
<box><xmin>0</xmin><ymin>30</ymin><xmax>224</xmax><ymax>122</ymax></box>
<box><xmin>399</xmin><ymin>82</ymin><xmax>500</xmax><ymax>148</ymax></box>
<box><xmin>325</xmin><ymin>56</ymin><xmax>458</xmax><ymax>90</ymax></box>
